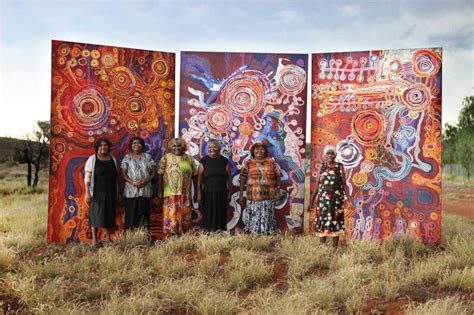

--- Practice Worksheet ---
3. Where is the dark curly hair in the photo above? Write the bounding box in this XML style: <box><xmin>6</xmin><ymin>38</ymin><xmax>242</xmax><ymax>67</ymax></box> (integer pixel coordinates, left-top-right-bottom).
<box><xmin>250</xmin><ymin>142</ymin><xmax>268</xmax><ymax>158</ymax></box>
<box><xmin>94</xmin><ymin>138</ymin><xmax>112</xmax><ymax>153</ymax></box>
<box><xmin>128</xmin><ymin>136</ymin><xmax>147</xmax><ymax>152</ymax></box>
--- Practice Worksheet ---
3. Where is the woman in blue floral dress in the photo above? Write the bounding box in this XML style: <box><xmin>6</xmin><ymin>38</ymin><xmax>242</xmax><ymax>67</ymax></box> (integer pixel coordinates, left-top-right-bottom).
<box><xmin>309</xmin><ymin>145</ymin><xmax>352</xmax><ymax>248</ymax></box>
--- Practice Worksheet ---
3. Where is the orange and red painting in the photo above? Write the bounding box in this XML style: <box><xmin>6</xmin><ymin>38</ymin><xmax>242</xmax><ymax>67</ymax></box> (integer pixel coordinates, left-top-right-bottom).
<box><xmin>310</xmin><ymin>48</ymin><xmax>442</xmax><ymax>245</ymax></box>
<box><xmin>48</xmin><ymin>40</ymin><xmax>174</xmax><ymax>243</ymax></box>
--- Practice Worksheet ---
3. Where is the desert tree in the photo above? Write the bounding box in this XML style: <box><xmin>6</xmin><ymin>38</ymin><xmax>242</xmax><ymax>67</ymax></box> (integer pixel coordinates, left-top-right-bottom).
<box><xmin>15</xmin><ymin>120</ymin><xmax>50</xmax><ymax>188</ymax></box>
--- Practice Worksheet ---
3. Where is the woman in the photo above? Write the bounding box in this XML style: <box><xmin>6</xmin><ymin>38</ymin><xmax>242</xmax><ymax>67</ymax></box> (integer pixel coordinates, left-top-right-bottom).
<box><xmin>84</xmin><ymin>138</ymin><xmax>119</xmax><ymax>247</ymax></box>
<box><xmin>239</xmin><ymin>142</ymin><xmax>281</xmax><ymax>235</ymax></box>
<box><xmin>121</xmin><ymin>136</ymin><xmax>156</xmax><ymax>230</ymax></box>
<box><xmin>197</xmin><ymin>140</ymin><xmax>232</xmax><ymax>232</ymax></box>
<box><xmin>157</xmin><ymin>138</ymin><xmax>197</xmax><ymax>236</ymax></box>
<box><xmin>309</xmin><ymin>145</ymin><xmax>352</xmax><ymax>248</ymax></box>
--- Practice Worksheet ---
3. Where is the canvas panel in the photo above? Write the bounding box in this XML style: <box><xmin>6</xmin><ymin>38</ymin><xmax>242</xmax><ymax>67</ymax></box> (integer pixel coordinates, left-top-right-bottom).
<box><xmin>49</xmin><ymin>40</ymin><xmax>175</xmax><ymax>243</ymax></box>
<box><xmin>310</xmin><ymin>48</ymin><xmax>442</xmax><ymax>245</ymax></box>
<box><xmin>180</xmin><ymin>52</ymin><xmax>308</xmax><ymax>232</ymax></box>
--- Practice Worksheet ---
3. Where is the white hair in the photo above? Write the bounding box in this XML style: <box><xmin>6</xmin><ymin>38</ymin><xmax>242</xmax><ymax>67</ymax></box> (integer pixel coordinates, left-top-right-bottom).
<box><xmin>323</xmin><ymin>145</ymin><xmax>336</xmax><ymax>156</ymax></box>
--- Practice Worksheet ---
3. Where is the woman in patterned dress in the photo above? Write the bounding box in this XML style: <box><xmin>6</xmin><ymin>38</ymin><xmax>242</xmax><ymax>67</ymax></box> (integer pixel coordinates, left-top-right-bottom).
<box><xmin>84</xmin><ymin>138</ymin><xmax>119</xmax><ymax>247</ymax></box>
<box><xmin>157</xmin><ymin>138</ymin><xmax>197</xmax><ymax>237</ymax></box>
<box><xmin>121</xmin><ymin>136</ymin><xmax>156</xmax><ymax>230</ymax></box>
<box><xmin>197</xmin><ymin>140</ymin><xmax>232</xmax><ymax>232</ymax></box>
<box><xmin>309</xmin><ymin>145</ymin><xmax>352</xmax><ymax>248</ymax></box>
<box><xmin>238</xmin><ymin>142</ymin><xmax>282</xmax><ymax>235</ymax></box>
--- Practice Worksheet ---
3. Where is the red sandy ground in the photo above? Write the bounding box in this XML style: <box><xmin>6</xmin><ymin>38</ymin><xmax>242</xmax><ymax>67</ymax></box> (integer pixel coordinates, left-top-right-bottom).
<box><xmin>443</xmin><ymin>181</ymin><xmax>474</xmax><ymax>219</ymax></box>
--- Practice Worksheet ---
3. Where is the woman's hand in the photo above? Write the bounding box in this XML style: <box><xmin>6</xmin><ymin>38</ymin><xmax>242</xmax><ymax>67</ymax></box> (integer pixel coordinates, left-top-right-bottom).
<box><xmin>238</xmin><ymin>196</ymin><xmax>246</xmax><ymax>208</ymax></box>
<box><xmin>274</xmin><ymin>187</ymin><xmax>281</xmax><ymax>200</ymax></box>
<box><xmin>85</xmin><ymin>191</ymin><xmax>91</xmax><ymax>204</ymax></box>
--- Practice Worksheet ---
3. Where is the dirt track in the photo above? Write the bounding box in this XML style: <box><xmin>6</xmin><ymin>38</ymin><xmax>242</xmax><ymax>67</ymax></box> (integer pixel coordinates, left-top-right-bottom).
<box><xmin>442</xmin><ymin>181</ymin><xmax>474</xmax><ymax>220</ymax></box>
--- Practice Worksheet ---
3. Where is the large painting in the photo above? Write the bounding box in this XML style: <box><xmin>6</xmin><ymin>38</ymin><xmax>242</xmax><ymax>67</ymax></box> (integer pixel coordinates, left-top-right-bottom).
<box><xmin>48</xmin><ymin>40</ymin><xmax>175</xmax><ymax>243</ymax></box>
<box><xmin>180</xmin><ymin>52</ymin><xmax>308</xmax><ymax>232</ymax></box>
<box><xmin>310</xmin><ymin>48</ymin><xmax>442</xmax><ymax>245</ymax></box>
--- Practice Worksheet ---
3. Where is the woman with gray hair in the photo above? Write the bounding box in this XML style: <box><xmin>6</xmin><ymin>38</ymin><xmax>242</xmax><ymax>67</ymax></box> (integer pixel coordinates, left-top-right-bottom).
<box><xmin>309</xmin><ymin>145</ymin><xmax>352</xmax><ymax>248</ymax></box>
<box><xmin>197</xmin><ymin>140</ymin><xmax>232</xmax><ymax>231</ymax></box>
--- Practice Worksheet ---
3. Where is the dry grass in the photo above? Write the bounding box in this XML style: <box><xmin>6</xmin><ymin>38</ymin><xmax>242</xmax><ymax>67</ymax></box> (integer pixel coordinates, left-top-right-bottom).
<box><xmin>405</xmin><ymin>296</ymin><xmax>473</xmax><ymax>314</ymax></box>
<box><xmin>226</xmin><ymin>248</ymin><xmax>273</xmax><ymax>290</ymax></box>
<box><xmin>1</xmin><ymin>165</ymin><xmax>474</xmax><ymax>313</ymax></box>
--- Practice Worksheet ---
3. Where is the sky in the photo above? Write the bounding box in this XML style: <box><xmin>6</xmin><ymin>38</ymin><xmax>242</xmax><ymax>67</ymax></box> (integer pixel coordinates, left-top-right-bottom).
<box><xmin>0</xmin><ymin>0</ymin><xmax>472</xmax><ymax>139</ymax></box>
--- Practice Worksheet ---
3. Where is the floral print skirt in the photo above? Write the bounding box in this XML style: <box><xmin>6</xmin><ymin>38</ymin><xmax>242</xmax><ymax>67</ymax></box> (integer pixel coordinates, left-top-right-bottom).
<box><xmin>163</xmin><ymin>195</ymin><xmax>192</xmax><ymax>236</ymax></box>
<box><xmin>243</xmin><ymin>200</ymin><xmax>278</xmax><ymax>235</ymax></box>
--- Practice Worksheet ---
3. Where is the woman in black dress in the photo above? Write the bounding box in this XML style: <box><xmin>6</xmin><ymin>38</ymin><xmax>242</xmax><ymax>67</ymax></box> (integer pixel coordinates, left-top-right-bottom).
<box><xmin>197</xmin><ymin>140</ymin><xmax>232</xmax><ymax>232</ymax></box>
<box><xmin>84</xmin><ymin>138</ymin><xmax>119</xmax><ymax>246</ymax></box>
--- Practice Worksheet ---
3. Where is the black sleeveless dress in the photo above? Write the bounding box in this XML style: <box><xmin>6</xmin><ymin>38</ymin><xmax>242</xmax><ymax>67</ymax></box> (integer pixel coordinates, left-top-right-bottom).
<box><xmin>200</xmin><ymin>155</ymin><xmax>229</xmax><ymax>231</ymax></box>
<box><xmin>89</xmin><ymin>157</ymin><xmax>117</xmax><ymax>228</ymax></box>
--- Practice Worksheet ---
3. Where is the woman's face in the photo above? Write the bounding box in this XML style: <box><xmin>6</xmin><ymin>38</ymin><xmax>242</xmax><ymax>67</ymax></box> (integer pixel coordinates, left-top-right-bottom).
<box><xmin>171</xmin><ymin>142</ymin><xmax>185</xmax><ymax>156</ymax></box>
<box><xmin>131</xmin><ymin>139</ymin><xmax>143</xmax><ymax>153</ymax></box>
<box><xmin>97</xmin><ymin>141</ymin><xmax>110</xmax><ymax>155</ymax></box>
<box><xmin>207</xmin><ymin>143</ymin><xmax>220</xmax><ymax>158</ymax></box>
<box><xmin>253</xmin><ymin>146</ymin><xmax>266</xmax><ymax>159</ymax></box>
<box><xmin>325</xmin><ymin>151</ymin><xmax>336</xmax><ymax>162</ymax></box>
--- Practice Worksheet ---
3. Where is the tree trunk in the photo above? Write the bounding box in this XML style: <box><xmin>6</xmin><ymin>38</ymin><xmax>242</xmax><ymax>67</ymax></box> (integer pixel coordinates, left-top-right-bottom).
<box><xmin>33</xmin><ymin>145</ymin><xmax>45</xmax><ymax>188</ymax></box>
<box><xmin>33</xmin><ymin>164</ymin><xmax>40</xmax><ymax>188</ymax></box>
<box><xmin>27</xmin><ymin>162</ymin><xmax>32</xmax><ymax>186</ymax></box>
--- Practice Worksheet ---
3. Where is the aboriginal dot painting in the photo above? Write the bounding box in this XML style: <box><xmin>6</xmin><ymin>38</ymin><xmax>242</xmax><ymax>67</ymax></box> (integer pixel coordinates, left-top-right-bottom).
<box><xmin>180</xmin><ymin>52</ymin><xmax>308</xmax><ymax>233</ymax></box>
<box><xmin>49</xmin><ymin>40</ymin><xmax>175</xmax><ymax>243</ymax></box>
<box><xmin>310</xmin><ymin>48</ymin><xmax>442</xmax><ymax>245</ymax></box>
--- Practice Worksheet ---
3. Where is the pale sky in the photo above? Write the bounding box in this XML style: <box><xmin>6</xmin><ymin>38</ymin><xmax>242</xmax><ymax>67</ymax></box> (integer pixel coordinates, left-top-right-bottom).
<box><xmin>1</xmin><ymin>0</ymin><xmax>472</xmax><ymax>139</ymax></box>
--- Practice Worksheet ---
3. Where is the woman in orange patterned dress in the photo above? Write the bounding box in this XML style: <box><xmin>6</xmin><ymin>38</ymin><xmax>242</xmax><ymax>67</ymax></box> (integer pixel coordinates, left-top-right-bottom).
<box><xmin>239</xmin><ymin>142</ymin><xmax>282</xmax><ymax>235</ymax></box>
<box><xmin>157</xmin><ymin>138</ymin><xmax>197</xmax><ymax>237</ymax></box>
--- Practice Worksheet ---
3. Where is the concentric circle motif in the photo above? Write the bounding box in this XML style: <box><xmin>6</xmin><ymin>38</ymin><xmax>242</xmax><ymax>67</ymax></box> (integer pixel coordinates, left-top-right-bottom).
<box><xmin>360</xmin><ymin>160</ymin><xmax>374</xmax><ymax>173</ymax></box>
<box><xmin>238</xmin><ymin>121</ymin><xmax>254</xmax><ymax>137</ymax></box>
<box><xmin>56</xmin><ymin>56</ymin><xmax>67</xmax><ymax>67</ymax></box>
<box><xmin>352</xmin><ymin>110</ymin><xmax>387</xmax><ymax>146</ymax></box>
<box><xmin>389</xmin><ymin>59</ymin><xmax>402</xmax><ymax>73</ymax></box>
<box><xmin>152</xmin><ymin>59</ymin><xmax>169</xmax><ymax>77</ymax></box>
<box><xmin>413</xmin><ymin>50</ymin><xmax>440</xmax><ymax>77</ymax></box>
<box><xmin>90</xmin><ymin>50</ymin><xmax>101</xmax><ymax>59</ymax></box>
<box><xmin>125</xmin><ymin>96</ymin><xmax>147</xmax><ymax>116</ymax></box>
<box><xmin>54</xmin><ymin>142</ymin><xmax>66</xmax><ymax>154</ymax></box>
<box><xmin>71</xmin><ymin>47</ymin><xmax>82</xmax><ymax>58</ymax></box>
<box><xmin>58</xmin><ymin>44</ymin><xmax>70</xmax><ymax>56</ymax></box>
<box><xmin>109</xmin><ymin>66</ymin><xmax>136</xmax><ymax>96</ymax></box>
<box><xmin>220</xmin><ymin>71</ymin><xmax>268</xmax><ymax>117</ymax></box>
<box><xmin>277</xmin><ymin>64</ymin><xmax>306</xmax><ymax>95</ymax></box>
<box><xmin>401</xmin><ymin>83</ymin><xmax>431</xmax><ymax>112</ymax></box>
<box><xmin>101</xmin><ymin>54</ymin><xmax>115</xmax><ymax>67</ymax></box>
<box><xmin>336</xmin><ymin>140</ymin><xmax>362</xmax><ymax>168</ymax></box>
<box><xmin>71</xmin><ymin>87</ymin><xmax>109</xmax><ymax>130</ymax></box>
<box><xmin>52</xmin><ymin>76</ymin><xmax>63</xmax><ymax>85</ymax></box>
<box><xmin>127</xmin><ymin>119</ymin><xmax>138</xmax><ymax>131</ymax></box>
<box><xmin>206</xmin><ymin>107</ymin><xmax>231</xmax><ymax>134</ymax></box>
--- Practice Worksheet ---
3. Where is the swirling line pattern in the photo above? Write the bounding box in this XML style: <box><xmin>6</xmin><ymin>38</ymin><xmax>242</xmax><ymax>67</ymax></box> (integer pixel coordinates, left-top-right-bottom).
<box><xmin>310</xmin><ymin>48</ymin><xmax>442</xmax><ymax>245</ymax></box>
<box><xmin>180</xmin><ymin>52</ymin><xmax>308</xmax><ymax>232</ymax></box>
<box><xmin>49</xmin><ymin>40</ymin><xmax>175</xmax><ymax>244</ymax></box>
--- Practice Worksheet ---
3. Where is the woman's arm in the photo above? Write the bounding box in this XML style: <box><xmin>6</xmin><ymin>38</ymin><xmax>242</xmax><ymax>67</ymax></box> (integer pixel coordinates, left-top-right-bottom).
<box><xmin>308</xmin><ymin>168</ymin><xmax>321</xmax><ymax>211</ymax></box>
<box><xmin>122</xmin><ymin>167</ymin><xmax>137</xmax><ymax>187</ymax></box>
<box><xmin>239</xmin><ymin>162</ymin><xmax>248</xmax><ymax>207</ymax></box>
<box><xmin>141</xmin><ymin>165</ymin><xmax>157</xmax><ymax>187</ymax></box>
<box><xmin>197</xmin><ymin>163</ymin><xmax>204</xmax><ymax>204</ymax></box>
<box><xmin>85</xmin><ymin>172</ymin><xmax>92</xmax><ymax>203</ymax></box>
<box><xmin>226</xmin><ymin>162</ymin><xmax>232</xmax><ymax>202</ymax></box>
